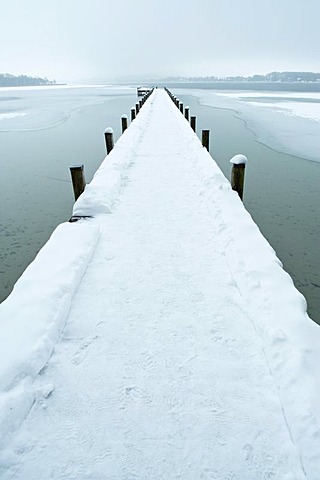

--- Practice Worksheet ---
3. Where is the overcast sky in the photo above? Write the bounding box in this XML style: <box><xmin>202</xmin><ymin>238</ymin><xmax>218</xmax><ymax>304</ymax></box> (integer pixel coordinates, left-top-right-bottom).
<box><xmin>1</xmin><ymin>0</ymin><xmax>319</xmax><ymax>82</ymax></box>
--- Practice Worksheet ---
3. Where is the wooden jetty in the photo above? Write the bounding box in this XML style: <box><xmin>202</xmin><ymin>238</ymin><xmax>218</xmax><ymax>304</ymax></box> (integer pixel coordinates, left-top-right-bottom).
<box><xmin>0</xmin><ymin>87</ymin><xmax>318</xmax><ymax>479</ymax></box>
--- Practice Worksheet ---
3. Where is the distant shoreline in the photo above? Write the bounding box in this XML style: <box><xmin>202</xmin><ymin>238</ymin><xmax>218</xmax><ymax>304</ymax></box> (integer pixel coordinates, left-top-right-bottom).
<box><xmin>0</xmin><ymin>83</ymin><xmax>67</xmax><ymax>88</ymax></box>
<box><xmin>151</xmin><ymin>81</ymin><xmax>320</xmax><ymax>93</ymax></box>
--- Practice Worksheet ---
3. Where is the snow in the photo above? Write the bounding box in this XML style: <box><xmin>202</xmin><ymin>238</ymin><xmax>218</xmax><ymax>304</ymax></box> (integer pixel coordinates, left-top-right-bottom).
<box><xmin>1</xmin><ymin>88</ymin><xmax>320</xmax><ymax>479</ymax></box>
<box><xmin>104</xmin><ymin>127</ymin><xmax>113</xmax><ymax>134</ymax></box>
<box><xmin>0</xmin><ymin>222</ymin><xmax>99</xmax><ymax>451</ymax></box>
<box><xmin>0</xmin><ymin>113</ymin><xmax>27</xmax><ymax>121</ymax></box>
<box><xmin>179</xmin><ymin>88</ymin><xmax>320</xmax><ymax>163</ymax></box>
<box><xmin>230</xmin><ymin>153</ymin><xmax>248</xmax><ymax>164</ymax></box>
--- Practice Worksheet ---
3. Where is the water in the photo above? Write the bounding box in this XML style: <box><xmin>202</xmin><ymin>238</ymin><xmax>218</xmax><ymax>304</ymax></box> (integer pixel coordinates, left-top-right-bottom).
<box><xmin>0</xmin><ymin>86</ymin><xmax>137</xmax><ymax>302</ymax></box>
<box><xmin>176</xmin><ymin>91</ymin><xmax>320</xmax><ymax>324</ymax></box>
<box><xmin>159</xmin><ymin>81</ymin><xmax>320</xmax><ymax>93</ymax></box>
<box><xmin>1</xmin><ymin>84</ymin><xmax>319</xmax><ymax>325</ymax></box>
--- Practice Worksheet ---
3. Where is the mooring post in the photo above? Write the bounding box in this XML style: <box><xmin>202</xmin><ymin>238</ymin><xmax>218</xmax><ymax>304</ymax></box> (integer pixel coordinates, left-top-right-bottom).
<box><xmin>191</xmin><ymin>116</ymin><xmax>196</xmax><ymax>132</ymax></box>
<box><xmin>185</xmin><ymin>106</ymin><xmax>190</xmax><ymax>121</ymax></box>
<box><xmin>131</xmin><ymin>108</ymin><xmax>136</xmax><ymax>121</ymax></box>
<box><xmin>136</xmin><ymin>102</ymin><xmax>140</xmax><ymax>115</ymax></box>
<box><xmin>121</xmin><ymin>114</ymin><xmax>128</xmax><ymax>133</ymax></box>
<box><xmin>202</xmin><ymin>130</ymin><xmax>210</xmax><ymax>150</ymax></box>
<box><xmin>104</xmin><ymin>127</ymin><xmax>114</xmax><ymax>154</ymax></box>
<box><xmin>179</xmin><ymin>102</ymin><xmax>183</xmax><ymax>113</ymax></box>
<box><xmin>70</xmin><ymin>165</ymin><xmax>86</xmax><ymax>201</ymax></box>
<box><xmin>230</xmin><ymin>154</ymin><xmax>248</xmax><ymax>201</ymax></box>
<box><xmin>139</xmin><ymin>100</ymin><xmax>142</xmax><ymax>108</ymax></box>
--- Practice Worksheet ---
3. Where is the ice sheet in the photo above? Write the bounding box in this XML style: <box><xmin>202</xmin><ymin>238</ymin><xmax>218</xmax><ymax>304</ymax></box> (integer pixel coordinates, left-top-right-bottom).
<box><xmin>178</xmin><ymin>88</ymin><xmax>320</xmax><ymax>162</ymax></box>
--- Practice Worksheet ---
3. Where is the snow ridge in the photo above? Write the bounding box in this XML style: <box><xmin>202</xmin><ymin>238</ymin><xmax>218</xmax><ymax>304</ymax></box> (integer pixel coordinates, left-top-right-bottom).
<box><xmin>73</xmin><ymin>94</ymin><xmax>155</xmax><ymax>216</ymax></box>
<box><xmin>0</xmin><ymin>223</ymin><xmax>99</xmax><ymax>451</ymax></box>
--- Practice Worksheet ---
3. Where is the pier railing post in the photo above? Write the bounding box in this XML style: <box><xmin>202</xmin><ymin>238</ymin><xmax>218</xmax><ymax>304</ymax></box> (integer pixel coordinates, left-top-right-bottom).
<box><xmin>131</xmin><ymin>108</ymin><xmax>136</xmax><ymax>121</ymax></box>
<box><xmin>179</xmin><ymin>102</ymin><xmax>183</xmax><ymax>113</ymax></box>
<box><xmin>104</xmin><ymin>127</ymin><xmax>114</xmax><ymax>154</ymax></box>
<box><xmin>136</xmin><ymin>102</ymin><xmax>140</xmax><ymax>115</ymax></box>
<box><xmin>230</xmin><ymin>154</ymin><xmax>248</xmax><ymax>201</ymax></box>
<box><xmin>121</xmin><ymin>115</ymin><xmax>128</xmax><ymax>133</ymax></box>
<box><xmin>191</xmin><ymin>116</ymin><xmax>196</xmax><ymax>132</ymax></box>
<box><xmin>202</xmin><ymin>130</ymin><xmax>210</xmax><ymax>150</ymax></box>
<box><xmin>185</xmin><ymin>106</ymin><xmax>190</xmax><ymax>121</ymax></box>
<box><xmin>70</xmin><ymin>165</ymin><xmax>86</xmax><ymax>201</ymax></box>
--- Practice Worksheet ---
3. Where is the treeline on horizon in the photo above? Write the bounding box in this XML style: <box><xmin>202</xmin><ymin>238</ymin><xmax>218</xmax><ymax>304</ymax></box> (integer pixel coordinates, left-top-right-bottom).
<box><xmin>0</xmin><ymin>73</ymin><xmax>56</xmax><ymax>87</ymax></box>
<box><xmin>162</xmin><ymin>71</ymin><xmax>320</xmax><ymax>83</ymax></box>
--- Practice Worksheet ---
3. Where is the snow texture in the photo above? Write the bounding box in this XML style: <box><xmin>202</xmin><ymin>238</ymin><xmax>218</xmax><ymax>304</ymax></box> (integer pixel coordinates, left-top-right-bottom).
<box><xmin>1</xmin><ymin>89</ymin><xmax>320</xmax><ymax>479</ymax></box>
<box><xmin>230</xmin><ymin>154</ymin><xmax>248</xmax><ymax>165</ymax></box>
<box><xmin>0</xmin><ymin>223</ymin><xmax>99</xmax><ymax>452</ymax></box>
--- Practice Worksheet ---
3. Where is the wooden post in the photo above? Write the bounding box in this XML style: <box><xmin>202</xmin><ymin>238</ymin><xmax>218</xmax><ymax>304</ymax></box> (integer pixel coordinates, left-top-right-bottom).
<box><xmin>104</xmin><ymin>127</ymin><xmax>114</xmax><ymax>154</ymax></box>
<box><xmin>230</xmin><ymin>154</ymin><xmax>248</xmax><ymax>201</ymax></box>
<box><xmin>179</xmin><ymin>102</ymin><xmax>183</xmax><ymax>113</ymax></box>
<box><xmin>131</xmin><ymin>108</ymin><xmax>136</xmax><ymax>121</ymax></box>
<box><xmin>139</xmin><ymin>100</ymin><xmax>142</xmax><ymax>108</ymax></box>
<box><xmin>121</xmin><ymin>115</ymin><xmax>128</xmax><ymax>133</ymax></box>
<box><xmin>70</xmin><ymin>165</ymin><xmax>86</xmax><ymax>201</ymax></box>
<box><xmin>202</xmin><ymin>130</ymin><xmax>210</xmax><ymax>150</ymax></box>
<box><xmin>136</xmin><ymin>103</ymin><xmax>140</xmax><ymax>115</ymax></box>
<box><xmin>191</xmin><ymin>116</ymin><xmax>196</xmax><ymax>132</ymax></box>
<box><xmin>185</xmin><ymin>106</ymin><xmax>189</xmax><ymax>121</ymax></box>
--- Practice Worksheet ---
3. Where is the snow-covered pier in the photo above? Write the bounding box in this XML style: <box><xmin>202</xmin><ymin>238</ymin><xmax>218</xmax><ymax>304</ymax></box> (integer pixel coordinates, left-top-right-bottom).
<box><xmin>1</xmin><ymin>88</ymin><xmax>320</xmax><ymax>479</ymax></box>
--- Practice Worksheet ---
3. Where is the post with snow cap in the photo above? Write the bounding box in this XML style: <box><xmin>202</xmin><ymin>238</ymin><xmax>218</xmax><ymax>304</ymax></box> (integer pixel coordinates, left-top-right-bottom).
<box><xmin>104</xmin><ymin>127</ymin><xmax>114</xmax><ymax>154</ymax></box>
<box><xmin>70</xmin><ymin>165</ymin><xmax>86</xmax><ymax>201</ymax></box>
<box><xmin>230</xmin><ymin>154</ymin><xmax>248</xmax><ymax>201</ymax></box>
<box><xmin>185</xmin><ymin>106</ymin><xmax>190</xmax><ymax>121</ymax></box>
<box><xmin>136</xmin><ymin>102</ymin><xmax>140</xmax><ymax>115</ymax></box>
<box><xmin>202</xmin><ymin>130</ymin><xmax>210</xmax><ymax>150</ymax></box>
<box><xmin>179</xmin><ymin>102</ymin><xmax>183</xmax><ymax>113</ymax></box>
<box><xmin>131</xmin><ymin>108</ymin><xmax>136</xmax><ymax>121</ymax></box>
<box><xmin>121</xmin><ymin>114</ymin><xmax>128</xmax><ymax>133</ymax></box>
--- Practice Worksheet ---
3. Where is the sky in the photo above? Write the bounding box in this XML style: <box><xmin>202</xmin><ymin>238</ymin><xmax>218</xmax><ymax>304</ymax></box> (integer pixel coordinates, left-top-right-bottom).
<box><xmin>0</xmin><ymin>0</ymin><xmax>319</xmax><ymax>82</ymax></box>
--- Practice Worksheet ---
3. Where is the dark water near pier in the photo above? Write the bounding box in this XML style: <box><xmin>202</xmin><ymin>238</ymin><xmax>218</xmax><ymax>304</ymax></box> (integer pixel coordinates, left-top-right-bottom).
<box><xmin>0</xmin><ymin>87</ymin><xmax>137</xmax><ymax>302</ymax></box>
<box><xmin>0</xmin><ymin>85</ymin><xmax>319</xmax><ymax>325</ymax></box>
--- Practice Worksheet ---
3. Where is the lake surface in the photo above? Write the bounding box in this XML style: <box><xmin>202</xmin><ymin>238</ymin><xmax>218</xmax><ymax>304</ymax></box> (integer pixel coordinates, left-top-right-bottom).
<box><xmin>1</xmin><ymin>84</ymin><xmax>319</xmax><ymax>324</ymax></box>
<box><xmin>175</xmin><ymin>86</ymin><xmax>320</xmax><ymax>324</ymax></box>
<box><xmin>0</xmin><ymin>86</ymin><xmax>137</xmax><ymax>302</ymax></box>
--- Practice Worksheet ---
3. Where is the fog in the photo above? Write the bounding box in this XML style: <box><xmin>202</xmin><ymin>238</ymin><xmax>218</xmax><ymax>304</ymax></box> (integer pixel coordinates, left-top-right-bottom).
<box><xmin>1</xmin><ymin>0</ymin><xmax>319</xmax><ymax>82</ymax></box>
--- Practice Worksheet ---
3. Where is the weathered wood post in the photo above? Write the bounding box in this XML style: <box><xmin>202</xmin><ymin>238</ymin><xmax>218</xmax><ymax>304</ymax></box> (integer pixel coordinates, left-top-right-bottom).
<box><xmin>104</xmin><ymin>127</ymin><xmax>114</xmax><ymax>154</ymax></box>
<box><xmin>179</xmin><ymin>102</ymin><xmax>183</xmax><ymax>113</ymax></box>
<box><xmin>185</xmin><ymin>106</ymin><xmax>190</xmax><ymax>121</ymax></box>
<box><xmin>70</xmin><ymin>165</ymin><xmax>86</xmax><ymax>201</ymax></box>
<box><xmin>202</xmin><ymin>130</ymin><xmax>210</xmax><ymax>150</ymax></box>
<box><xmin>136</xmin><ymin>103</ymin><xmax>140</xmax><ymax>115</ymax></box>
<box><xmin>121</xmin><ymin>114</ymin><xmax>128</xmax><ymax>133</ymax></box>
<box><xmin>191</xmin><ymin>116</ymin><xmax>196</xmax><ymax>132</ymax></box>
<box><xmin>131</xmin><ymin>108</ymin><xmax>136</xmax><ymax>121</ymax></box>
<box><xmin>139</xmin><ymin>100</ymin><xmax>142</xmax><ymax>108</ymax></box>
<box><xmin>230</xmin><ymin>154</ymin><xmax>248</xmax><ymax>201</ymax></box>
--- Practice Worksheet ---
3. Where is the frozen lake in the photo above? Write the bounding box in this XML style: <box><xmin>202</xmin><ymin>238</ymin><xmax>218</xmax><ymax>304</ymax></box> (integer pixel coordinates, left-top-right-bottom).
<box><xmin>176</xmin><ymin>86</ymin><xmax>320</xmax><ymax>323</ymax></box>
<box><xmin>0</xmin><ymin>85</ymin><xmax>137</xmax><ymax>302</ymax></box>
<box><xmin>1</xmin><ymin>84</ymin><xmax>320</xmax><ymax>323</ymax></box>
